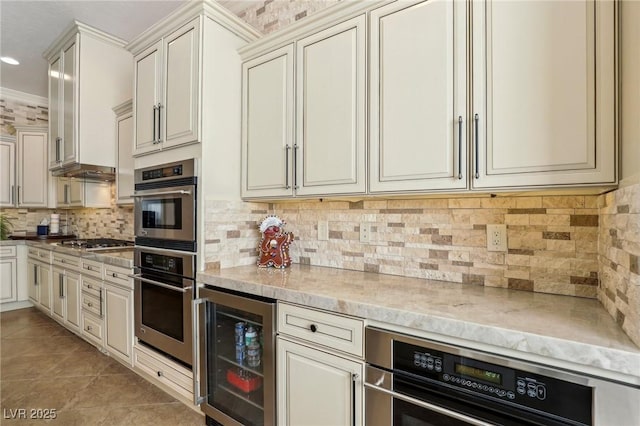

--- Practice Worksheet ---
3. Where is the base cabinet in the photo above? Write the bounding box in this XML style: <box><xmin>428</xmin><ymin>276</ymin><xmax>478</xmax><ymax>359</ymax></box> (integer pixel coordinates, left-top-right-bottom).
<box><xmin>105</xmin><ymin>281</ymin><xmax>133</xmax><ymax>366</ymax></box>
<box><xmin>0</xmin><ymin>246</ymin><xmax>18</xmax><ymax>304</ymax></box>
<box><xmin>27</xmin><ymin>254</ymin><xmax>52</xmax><ymax>312</ymax></box>
<box><xmin>52</xmin><ymin>266</ymin><xmax>80</xmax><ymax>332</ymax></box>
<box><xmin>277</xmin><ymin>337</ymin><xmax>363</xmax><ymax>426</ymax></box>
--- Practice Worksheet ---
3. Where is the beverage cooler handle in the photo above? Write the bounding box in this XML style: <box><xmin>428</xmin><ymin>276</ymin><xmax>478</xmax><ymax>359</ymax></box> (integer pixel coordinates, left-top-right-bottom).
<box><xmin>192</xmin><ymin>297</ymin><xmax>207</xmax><ymax>406</ymax></box>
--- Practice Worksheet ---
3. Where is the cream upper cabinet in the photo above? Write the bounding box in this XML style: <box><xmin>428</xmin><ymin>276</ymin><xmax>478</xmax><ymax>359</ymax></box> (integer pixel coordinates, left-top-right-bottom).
<box><xmin>295</xmin><ymin>15</ymin><xmax>367</xmax><ymax>196</ymax></box>
<box><xmin>369</xmin><ymin>0</ymin><xmax>467</xmax><ymax>193</ymax></box>
<box><xmin>16</xmin><ymin>127</ymin><xmax>49</xmax><ymax>208</ymax></box>
<box><xmin>114</xmin><ymin>100</ymin><xmax>134</xmax><ymax>204</ymax></box>
<box><xmin>471</xmin><ymin>0</ymin><xmax>615</xmax><ymax>189</ymax></box>
<box><xmin>0</xmin><ymin>137</ymin><xmax>15</xmax><ymax>207</ymax></box>
<box><xmin>1</xmin><ymin>128</ymin><xmax>49</xmax><ymax>208</ymax></box>
<box><xmin>241</xmin><ymin>44</ymin><xmax>295</xmax><ymax>198</ymax></box>
<box><xmin>45</xmin><ymin>22</ymin><xmax>132</xmax><ymax>172</ymax></box>
<box><xmin>133</xmin><ymin>18</ymin><xmax>200</xmax><ymax>155</ymax></box>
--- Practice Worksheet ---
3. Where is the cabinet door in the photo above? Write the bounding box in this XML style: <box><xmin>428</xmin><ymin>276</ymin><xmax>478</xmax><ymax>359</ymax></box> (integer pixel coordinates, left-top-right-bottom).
<box><xmin>295</xmin><ymin>16</ymin><xmax>366</xmax><ymax>196</ymax></box>
<box><xmin>162</xmin><ymin>18</ymin><xmax>200</xmax><ymax>149</ymax></box>
<box><xmin>105</xmin><ymin>284</ymin><xmax>133</xmax><ymax>361</ymax></box>
<box><xmin>17</xmin><ymin>130</ymin><xmax>48</xmax><ymax>207</ymax></box>
<box><xmin>472</xmin><ymin>0</ymin><xmax>615</xmax><ymax>188</ymax></box>
<box><xmin>27</xmin><ymin>260</ymin><xmax>39</xmax><ymax>303</ymax></box>
<box><xmin>116</xmin><ymin>112</ymin><xmax>134</xmax><ymax>204</ymax></box>
<box><xmin>0</xmin><ymin>139</ymin><xmax>15</xmax><ymax>207</ymax></box>
<box><xmin>370</xmin><ymin>0</ymin><xmax>467</xmax><ymax>193</ymax></box>
<box><xmin>277</xmin><ymin>338</ymin><xmax>363</xmax><ymax>426</ymax></box>
<box><xmin>49</xmin><ymin>55</ymin><xmax>63</xmax><ymax>169</ymax></box>
<box><xmin>65</xmin><ymin>271</ymin><xmax>81</xmax><ymax>330</ymax></box>
<box><xmin>134</xmin><ymin>40</ymin><xmax>163</xmax><ymax>155</ymax></box>
<box><xmin>62</xmin><ymin>37</ymin><xmax>78</xmax><ymax>165</ymax></box>
<box><xmin>67</xmin><ymin>180</ymin><xmax>85</xmax><ymax>206</ymax></box>
<box><xmin>242</xmin><ymin>44</ymin><xmax>295</xmax><ymax>198</ymax></box>
<box><xmin>0</xmin><ymin>258</ymin><xmax>17</xmax><ymax>303</ymax></box>
<box><xmin>39</xmin><ymin>263</ymin><xmax>52</xmax><ymax>310</ymax></box>
<box><xmin>52</xmin><ymin>268</ymin><xmax>65</xmax><ymax>321</ymax></box>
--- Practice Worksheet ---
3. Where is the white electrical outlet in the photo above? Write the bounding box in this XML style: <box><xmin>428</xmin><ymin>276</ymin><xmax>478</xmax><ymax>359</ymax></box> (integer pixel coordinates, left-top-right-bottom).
<box><xmin>486</xmin><ymin>224</ymin><xmax>507</xmax><ymax>252</ymax></box>
<box><xmin>318</xmin><ymin>220</ymin><xmax>329</xmax><ymax>241</ymax></box>
<box><xmin>360</xmin><ymin>222</ymin><xmax>371</xmax><ymax>243</ymax></box>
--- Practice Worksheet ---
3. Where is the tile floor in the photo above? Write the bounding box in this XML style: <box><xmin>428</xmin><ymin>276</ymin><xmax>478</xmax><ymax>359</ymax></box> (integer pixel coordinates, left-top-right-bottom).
<box><xmin>0</xmin><ymin>308</ymin><xmax>205</xmax><ymax>425</ymax></box>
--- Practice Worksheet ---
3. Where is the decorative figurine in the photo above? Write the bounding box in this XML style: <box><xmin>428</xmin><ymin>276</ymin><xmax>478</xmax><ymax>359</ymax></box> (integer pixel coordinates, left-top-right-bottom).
<box><xmin>257</xmin><ymin>216</ymin><xmax>294</xmax><ymax>268</ymax></box>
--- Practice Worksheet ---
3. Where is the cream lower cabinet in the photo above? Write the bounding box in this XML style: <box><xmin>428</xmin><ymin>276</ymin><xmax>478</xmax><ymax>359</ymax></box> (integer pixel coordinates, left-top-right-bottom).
<box><xmin>277</xmin><ymin>338</ymin><xmax>363</xmax><ymax>426</ymax></box>
<box><xmin>104</xmin><ymin>264</ymin><xmax>134</xmax><ymax>367</ymax></box>
<box><xmin>27</xmin><ymin>248</ymin><xmax>52</xmax><ymax>312</ymax></box>
<box><xmin>0</xmin><ymin>246</ymin><xmax>18</xmax><ymax>304</ymax></box>
<box><xmin>277</xmin><ymin>302</ymin><xmax>364</xmax><ymax>426</ymax></box>
<box><xmin>51</xmin><ymin>252</ymin><xmax>81</xmax><ymax>333</ymax></box>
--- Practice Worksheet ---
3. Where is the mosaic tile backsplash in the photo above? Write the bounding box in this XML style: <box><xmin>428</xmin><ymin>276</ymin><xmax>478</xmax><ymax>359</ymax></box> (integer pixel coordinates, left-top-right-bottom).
<box><xmin>0</xmin><ymin>96</ymin><xmax>48</xmax><ymax>136</ymax></box>
<box><xmin>598</xmin><ymin>181</ymin><xmax>640</xmax><ymax>347</ymax></box>
<box><xmin>236</xmin><ymin>0</ymin><xmax>341</xmax><ymax>34</ymax></box>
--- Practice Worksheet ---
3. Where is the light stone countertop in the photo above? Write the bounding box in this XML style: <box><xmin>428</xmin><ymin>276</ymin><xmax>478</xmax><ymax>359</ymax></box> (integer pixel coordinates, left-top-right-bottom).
<box><xmin>198</xmin><ymin>264</ymin><xmax>640</xmax><ymax>386</ymax></box>
<box><xmin>3</xmin><ymin>240</ymin><xmax>133</xmax><ymax>268</ymax></box>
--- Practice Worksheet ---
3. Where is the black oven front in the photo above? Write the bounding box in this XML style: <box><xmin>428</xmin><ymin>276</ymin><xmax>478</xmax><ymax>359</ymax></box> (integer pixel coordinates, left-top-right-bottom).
<box><xmin>364</xmin><ymin>327</ymin><xmax>626</xmax><ymax>426</ymax></box>
<box><xmin>133</xmin><ymin>247</ymin><xmax>195</xmax><ymax>367</ymax></box>
<box><xmin>133</xmin><ymin>159</ymin><xmax>196</xmax><ymax>252</ymax></box>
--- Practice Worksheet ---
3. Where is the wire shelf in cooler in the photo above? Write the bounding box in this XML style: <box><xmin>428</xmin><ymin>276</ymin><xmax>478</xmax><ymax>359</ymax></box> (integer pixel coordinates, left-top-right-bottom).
<box><xmin>218</xmin><ymin>354</ymin><xmax>264</xmax><ymax>377</ymax></box>
<box><xmin>217</xmin><ymin>384</ymin><xmax>264</xmax><ymax>410</ymax></box>
<box><xmin>216</xmin><ymin>309</ymin><xmax>262</xmax><ymax>328</ymax></box>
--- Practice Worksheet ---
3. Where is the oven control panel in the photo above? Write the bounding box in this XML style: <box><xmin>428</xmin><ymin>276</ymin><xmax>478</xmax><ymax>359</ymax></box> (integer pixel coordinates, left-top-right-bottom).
<box><xmin>396</xmin><ymin>341</ymin><xmax>592</xmax><ymax>425</ymax></box>
<box><xmin>142</xmin><ymin>164</ymin><xmax>183</xmax><ymax>181</ymax></box>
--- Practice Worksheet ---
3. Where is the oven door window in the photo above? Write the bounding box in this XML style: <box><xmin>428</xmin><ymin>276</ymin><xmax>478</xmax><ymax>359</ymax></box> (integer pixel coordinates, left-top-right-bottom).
<box><xmin>394</xmin><ymin>399</ymin><xmax>470</xmax><ymax>426</ymax></box>
<box><xmin>141</xmin><ymin>198</ymin><xmax>182</xmax><ymax>229</ymax></box>
<box><xmin>141</xmin><ymin>280</ymin><xmax>184</xmax><ymax>342</ymax></box>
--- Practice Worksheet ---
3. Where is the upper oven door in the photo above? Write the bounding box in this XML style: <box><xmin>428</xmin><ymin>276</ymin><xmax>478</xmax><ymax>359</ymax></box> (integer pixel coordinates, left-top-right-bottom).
<box><xmin>134</xmin><ymin>185</ymin><xmax>195</xmax><ymax>242</ymax></box>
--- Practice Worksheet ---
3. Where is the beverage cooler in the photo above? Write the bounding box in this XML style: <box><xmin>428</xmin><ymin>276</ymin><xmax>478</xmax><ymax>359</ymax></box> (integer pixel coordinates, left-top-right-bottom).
<box><xmin>194</xmin><ymin>287</ymin><xmax>276</xmax><ymax>426</ymax></box>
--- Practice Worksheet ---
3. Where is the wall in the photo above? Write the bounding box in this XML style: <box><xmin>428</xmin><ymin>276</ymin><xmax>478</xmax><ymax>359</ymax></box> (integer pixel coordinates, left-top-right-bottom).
<box><xmin>598</xmin><ymin>182</ymin><xmax>640</xmax><ymax>347</ymax></box>
<box><xmin>0</xmin><ymin>88</ymin><xmax>48</xmax><ymax>135</ymax></box>
<box><xmin>236</xmin><ymin>0</ymin><xmax>340</xmax><ymax>34</ymax></box>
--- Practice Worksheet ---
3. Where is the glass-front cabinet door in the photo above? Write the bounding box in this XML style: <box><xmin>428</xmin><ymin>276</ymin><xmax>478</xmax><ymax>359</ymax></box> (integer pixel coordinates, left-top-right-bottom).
<box><xmin>197</xmin><ymin>287</ymin><xmax>275</xmax><ymax>426</ymax></box>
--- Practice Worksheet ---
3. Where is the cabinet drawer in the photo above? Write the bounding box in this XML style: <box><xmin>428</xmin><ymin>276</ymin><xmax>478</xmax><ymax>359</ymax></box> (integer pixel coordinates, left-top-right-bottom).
<box><xmin>134</xmin><ymin>345</ymin><xmax>193</xmax><ymax>394</ymax></box>
<box><xmin>278</xmin><ymin>302</ymin><xmax>364</xmax><ymax>358</ymax></box>
<box><xmin>28</xmin><ymin>248</ymin><xmax>51</xmax><ymax>262</ymax></box>
<box><xmin>0</xmin><ymin>246</ymin><xmax>17</xmax><ymax>258</ymax></box>
<box><xmin>81</xmin><ymin>259</ymin><xmax>103</xmax><ymax>279</ymax></box>
<box><xmin>82</xmin><ymin>292</ymin><xmax>102</xmax><ymax>317</ymax></box>
<box><xmin>82</xmin><ymin>277</ymin><xmax>103</xmax><ymax>298</ymax></box>
<box><xmin>52</xmin><ymin>253</ymin><xmax>81</xmax><ymax>270</ymax></box>
<box><xmin>104</xmin><ymin>265</ymin><xmax>133</xmax><ymax>289</ymax></box>
<box><xmin>82</xmin><ymin>312</ymin><xmax>104</xmax><ymax>343</ymax></box>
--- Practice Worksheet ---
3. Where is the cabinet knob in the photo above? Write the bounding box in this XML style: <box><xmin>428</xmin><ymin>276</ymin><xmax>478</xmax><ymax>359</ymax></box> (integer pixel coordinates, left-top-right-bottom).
<box><xmin>87</xmin><ymin>284</ymin><xmax>92</xmax><ymax>289</ymax></box>
<box><xmin>309</xmin><ymin>324</ymin><xmax>317</xmax><ymax>333</ymax></box>
<box><xmin>112</xmin><ymin>273</ymin><xmax>118</xmax><ymax>278</ymax></box>
<box><xmin>86</xmin><ymin>326</ymin><xmax>92</xmax><ymax>331</ymax></box>
<box><xmin>88</xmin><ymin>302</ymin><xmax>93</xmax><ymax>307</ymax></box>
<box><xmin>86</xmin><ymin>266</ymin><xmax>92</xmax><ymax>271</ymax></box>
<box><xmin>157</xmin><ymin>371</ymin><xmax>163</xmax><ymax>377</ymax></box>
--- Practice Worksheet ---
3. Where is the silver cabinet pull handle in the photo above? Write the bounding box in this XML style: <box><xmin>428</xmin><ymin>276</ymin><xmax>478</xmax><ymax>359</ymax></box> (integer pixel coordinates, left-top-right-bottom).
<box><xmin>152</xmin><ymin>105</ymin><xmax>157</xmax><ymax>144</ymax></box>
<box><xmin>293</xmin><ymin>143</ymin><xmax>299</xmax><ymax>190</ymax></box>
<box><xmin>458</xmin><ymin>116</ymin><xmax>463</xmax><ymax>180</ymax></box>
<box><xmin>284</xmin><ymin>144</ymin><xmax>291</xmax><ymax>189</ymax></box>
<box><xmin>132</xmin><ymin>189</ymin><xmax>192</xmax><ymax>198</ymax></box>
<box><xmin>10</xmin><ymin>185</ymin><xmax>14</xmax><ymax>205</ymax></box>
<box><xmin>156</xmin><ymin>103</ymin><xmax>162</xmax><ymax>144</ymax></box>
<box><xmin>474</xmin><ymin>113</ymin><xmax>479</xmax><ymax>179</ymax></box>
<box><xmin>17</xmin><ymin>186</ymin><xmax>20</xmax><ymax>205</ymax></box>
<box><xmin>59</xmin><ymin>275</ymin><xmax>64</xmax><ymax>298</ymax></box>
<box><xmin>56</xmin><ymin>137</ymin><xmax>61</xmax><ymax>162</ymax></box>
<box><xmin>34</xmin><ymin>265</ymin><xmax>38</xmax><ymax>285</ymax></box>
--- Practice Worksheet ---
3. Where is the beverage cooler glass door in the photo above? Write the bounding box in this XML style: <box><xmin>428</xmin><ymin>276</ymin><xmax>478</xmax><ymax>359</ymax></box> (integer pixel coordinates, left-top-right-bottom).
<box><xmin>195</xmin><ymin>287</ymin><xmax>276</xmax><ymax>426</ymax></box>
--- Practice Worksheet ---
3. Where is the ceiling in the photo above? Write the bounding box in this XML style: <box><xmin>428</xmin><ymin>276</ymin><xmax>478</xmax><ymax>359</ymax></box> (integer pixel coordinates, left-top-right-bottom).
<box><xmin>0</xmin><ymin>1</ymin><xmax>261</xmax><ymax>99</ymax></box>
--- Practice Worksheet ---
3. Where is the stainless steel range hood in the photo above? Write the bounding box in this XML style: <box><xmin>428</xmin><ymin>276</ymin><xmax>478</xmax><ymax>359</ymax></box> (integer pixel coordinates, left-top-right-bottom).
<box><xmin>51</xmin><ymin>163</ymin><xmax>116</xmax><ymax>181</ymax></box>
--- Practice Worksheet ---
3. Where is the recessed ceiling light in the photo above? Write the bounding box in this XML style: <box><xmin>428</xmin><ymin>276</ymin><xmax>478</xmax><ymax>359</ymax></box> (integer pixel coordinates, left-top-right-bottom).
<box><xmin>1</xmin><ymin>57</ymin><xmax>20</xmax><ymax>65</ymax></box>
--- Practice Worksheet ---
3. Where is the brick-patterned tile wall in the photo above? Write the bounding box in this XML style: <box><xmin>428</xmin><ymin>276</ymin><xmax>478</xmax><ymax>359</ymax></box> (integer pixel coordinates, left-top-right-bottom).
<box><xmin>235</xmin><ymin>0</ymin><xmax>341</xmax><ymax>34</ymax></box>
<box><xmin>0</xmin><ymin>97</ymin><xmax>48</xmax><ymax>135</ymax></box>
<box><xmin>266</xmin><ymin>195</ymin><xmax>600</xmax><ymax>298</ymax></box>
<box><xmin>598</xmin><ymin>182</ymin><xmax>640</xmax><ymax>347</ymax></box>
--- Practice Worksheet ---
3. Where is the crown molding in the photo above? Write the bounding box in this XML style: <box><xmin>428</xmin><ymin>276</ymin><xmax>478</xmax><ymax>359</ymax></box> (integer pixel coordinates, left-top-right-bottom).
<box><xmin>43</xmin><ymin>20</ymin><xmax>127</xmax><ymax>60</ymax></box>
<box><xmin>112</xmin><ymin>99</ymin><xmax>133</xmax><ymax>116</ymax></box>
<box><xmin>0</xmin><ymin>87</ymin><xmax>48</xmax><ymax>107</ymax></box>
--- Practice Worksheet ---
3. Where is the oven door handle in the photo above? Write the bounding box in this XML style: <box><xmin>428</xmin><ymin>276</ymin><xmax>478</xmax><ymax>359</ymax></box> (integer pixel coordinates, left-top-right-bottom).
<box><xmin>131</xmin><ymin>189</ymin><xmax>192</xmax><ymax>197</ymax></box>
<box><xmin>363</xmin><ymin>381</ymin><xmax>494</xmax><ymax>426</ymax></box>
<box><xmin>129</xmin><ymin>274</ymin><xmax>191</xmax><ymax>293</ymax></box>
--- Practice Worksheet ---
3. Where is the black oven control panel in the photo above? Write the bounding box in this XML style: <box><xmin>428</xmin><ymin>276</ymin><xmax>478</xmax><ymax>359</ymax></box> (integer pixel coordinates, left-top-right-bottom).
<box><xmin>395</xmin><ymin>341</ymin><xmax>592</xmax><ymax>425</ymax></box>
<box><xmin>142</xmin><ymin>164</ymin><xmax>183</xmax><ymax>181</ymax></box>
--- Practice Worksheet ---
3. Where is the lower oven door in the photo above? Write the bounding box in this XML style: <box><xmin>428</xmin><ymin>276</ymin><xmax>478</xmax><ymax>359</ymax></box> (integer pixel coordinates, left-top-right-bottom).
<box><xmin>364</xmin><ymin>366</ymin><xmax>573</xmax><ymax>426</ymax></box>
<box><xmin>133</xmin><ymin>271</ymin><xmax>193</xmax><ymax>366</ymax></box>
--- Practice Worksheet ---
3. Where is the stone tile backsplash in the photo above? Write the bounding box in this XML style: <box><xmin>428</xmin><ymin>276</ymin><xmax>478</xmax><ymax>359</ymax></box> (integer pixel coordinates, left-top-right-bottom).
<box><xmin>235</xmin><ymin>0</ymin><xmax>341</xmax><ymax>34</ymax></box>
<box><xmin>0</xmin><ymin>96</ymin><xmax>48</xmax><ymax>135</ymax></box>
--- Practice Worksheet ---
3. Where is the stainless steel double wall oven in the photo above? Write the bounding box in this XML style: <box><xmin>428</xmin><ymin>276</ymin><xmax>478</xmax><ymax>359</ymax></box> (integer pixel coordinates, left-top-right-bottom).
<box><xmin>132</xmin><ymin>159</ymin><xmax>197</xmax><ymax>367</ymax></box>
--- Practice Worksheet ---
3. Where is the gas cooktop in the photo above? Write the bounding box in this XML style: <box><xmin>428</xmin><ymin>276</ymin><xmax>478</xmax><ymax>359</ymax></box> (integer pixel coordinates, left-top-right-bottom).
<box><xmin>59</xmin><ymin>238</ymin><xmax>134</xmax><ymax>251</ymax></box>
